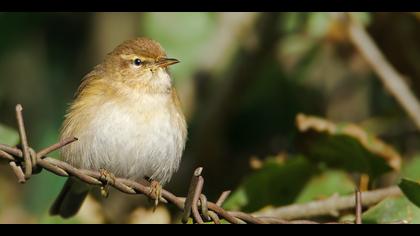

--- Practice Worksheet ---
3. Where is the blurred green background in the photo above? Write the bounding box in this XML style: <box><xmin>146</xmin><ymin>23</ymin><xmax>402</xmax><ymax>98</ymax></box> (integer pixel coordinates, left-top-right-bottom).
<box><xmin>1</xmin><ymin>12</ymin><xmax>420</xmax><ymax>224</ymax></box>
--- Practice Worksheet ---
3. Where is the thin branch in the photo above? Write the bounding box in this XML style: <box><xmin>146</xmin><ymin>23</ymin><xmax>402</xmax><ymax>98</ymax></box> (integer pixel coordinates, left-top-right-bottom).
<box><xmin>355</xmin><ymin>189</ymin><xmax>362</xmax><ymax>224</ymax></box>
<box><xmin>255</xmin><ymin>186</ymin><xmax>401</xmax><ymax>220</ymax></box>
<box><xmin>344</xmin><ymin>13</ymin><xmax>420</xmax><ymax>129</ymax></box>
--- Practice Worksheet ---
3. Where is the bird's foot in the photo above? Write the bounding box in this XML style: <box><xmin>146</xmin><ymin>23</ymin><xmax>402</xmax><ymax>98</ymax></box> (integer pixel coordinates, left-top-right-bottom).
<box><xmin>99</xmin><ymin>168</ymin><xmax>116</xmax><ymax>198</ymax></box>
<box><xmin>149</xmin><ymin>180</ymin><xmax>162</xmax><ymax>211</ymax></box>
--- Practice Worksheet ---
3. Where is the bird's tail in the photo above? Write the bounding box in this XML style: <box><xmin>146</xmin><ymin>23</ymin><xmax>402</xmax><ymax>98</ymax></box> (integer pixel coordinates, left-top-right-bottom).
<box><xmin>50</xmin><ymin>178</ymin><xmax>89</xmax><ymax>218</ymax></box>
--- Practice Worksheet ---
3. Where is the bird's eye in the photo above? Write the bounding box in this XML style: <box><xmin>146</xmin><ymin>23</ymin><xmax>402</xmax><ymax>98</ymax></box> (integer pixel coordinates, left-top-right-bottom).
<box><xmin>133</xmin><ymin>58</ymin><xmax>142</xmax><ymax>66</ymax></box>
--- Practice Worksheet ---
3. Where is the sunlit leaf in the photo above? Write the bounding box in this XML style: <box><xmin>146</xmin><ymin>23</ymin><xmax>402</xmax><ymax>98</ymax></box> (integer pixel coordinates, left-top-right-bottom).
<box><xmin>295</xmin><ymin>170</ymin><xmax>355</xmax><ymax>203</ymax></box>
<box><xmin>362</xmin><ymin>196</ymin><xmax>420</xmax><ymax>224</ymax></box>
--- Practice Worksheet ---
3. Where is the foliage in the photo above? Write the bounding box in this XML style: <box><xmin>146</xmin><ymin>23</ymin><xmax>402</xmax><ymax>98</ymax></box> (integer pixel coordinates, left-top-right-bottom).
<box><xmin>225</xmin><ymin>113</ymin><xmax>420</xmax><ymax>223</ymax></box>
<box><xmin>399</xmin><ymin>178</ymin><xmax>420</xmax><ymax>208</ymax></box>
<box><xmin>295</xmin><ymin>114</ymin><xmax>401</xmax><ymax>178</ymax></box>
<box><xmin>362</xmin><ymin>196</ymin><xmax>420</xmax><ymax>224</ymax></box>
<box><xmin>1</xmin><ymin>12</ymin><xmax>420</xmax><ymax>224</ymax></box>
<box><xmin>223</xmin><ymin>156</ymin><xmax>315</xmax><ymax>212</ymax></box>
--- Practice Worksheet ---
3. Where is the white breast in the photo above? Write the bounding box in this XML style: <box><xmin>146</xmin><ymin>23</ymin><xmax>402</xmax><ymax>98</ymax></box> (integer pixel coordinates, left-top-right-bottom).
<box><xmin>66</xmin><ymin>93</ymin><xmax>186</xmax><ymax>185</ymax></box>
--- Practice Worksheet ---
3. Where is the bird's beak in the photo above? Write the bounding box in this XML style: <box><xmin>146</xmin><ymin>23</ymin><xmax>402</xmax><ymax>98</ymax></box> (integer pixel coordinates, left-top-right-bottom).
<box><xmin>156</xmin><ymin>58</ymin><xmax>180</xmax><ymax>68</ymax></box>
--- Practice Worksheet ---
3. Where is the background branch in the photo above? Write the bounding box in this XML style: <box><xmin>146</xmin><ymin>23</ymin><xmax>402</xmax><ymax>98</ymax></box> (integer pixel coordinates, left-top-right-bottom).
<box><xmin>344</xmin><ymin>13</ymin><xmax>420</xmax><ymax>129</ymax></box>
<box><xmin>255</xmin><ymin>186</ymin><xmax>401</xmax><ymax>220</ymax></box>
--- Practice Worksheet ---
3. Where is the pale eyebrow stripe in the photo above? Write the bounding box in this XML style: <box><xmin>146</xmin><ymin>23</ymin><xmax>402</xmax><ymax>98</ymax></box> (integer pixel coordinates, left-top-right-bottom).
<box><xmin>120</xmin><ymin>54</ymin><xmax>155</xmax><ymax>63</ymax></box>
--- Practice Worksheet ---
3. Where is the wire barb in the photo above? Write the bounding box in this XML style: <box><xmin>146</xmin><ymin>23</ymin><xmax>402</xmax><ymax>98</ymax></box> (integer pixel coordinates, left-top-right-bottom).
<box><xmin>15</xmin><ymin>104</ymin><xmax>32</xmax><ymax>179</ymax></box>
<box><xmin>182</xmin><ymin>167</ymin><xmax>203</xmax><ymax>223</ymax></box>
<box><xmin>37</xmin><ymin>137</ymin><xmax>78</xmax><ymax>159</ymax></box>
<box><xmin>9</xmin><ymin>161</ymin><xmax>26</xmax><ymax>184</ymax></box>
<box><xmin>200</xmin><ymin>194</ymin><xmax>211</xmax><ymax>221</ymax></box>
<box><xmin>216</xmin><ymin>190</ymin><xmax>231</xmax><ymax>207</ymax></box>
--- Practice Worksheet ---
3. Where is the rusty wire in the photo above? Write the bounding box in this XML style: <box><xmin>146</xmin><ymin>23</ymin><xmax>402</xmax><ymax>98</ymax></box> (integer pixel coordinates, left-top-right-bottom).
<box><xmin>0</xmin><ymin>104</ymin><xmax>368</xmax><ymax>224</ymax></box>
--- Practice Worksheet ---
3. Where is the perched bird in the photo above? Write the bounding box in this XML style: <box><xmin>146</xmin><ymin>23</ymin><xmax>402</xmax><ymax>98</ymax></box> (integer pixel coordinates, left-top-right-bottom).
<box><xmin>50</xmin><ymin>37</ymin><xmax>187</xmax><ymax>218</ymax></box>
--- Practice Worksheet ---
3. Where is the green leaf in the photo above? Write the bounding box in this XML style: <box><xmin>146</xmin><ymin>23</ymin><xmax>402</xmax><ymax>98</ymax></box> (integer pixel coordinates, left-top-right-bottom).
<box><xmin>223</xmin><ymin>156</ymin><xmax>315</xmax><ymax>212</ymax></box>
<box><xmin>399</xmin><ymin>178</ymin><xmax>420</xmax><ymax>208</ymax></box>
<box><xmin>0</xmin><ymin>123</ymin><xmax>19</xmax><ymax>146</ymax></box>
<box><xmin>295</xmin><ymin>170</ymin><xmax>355</xmax><ymax>203</ymax></box>
<box><xmin>296</xmin><ymin>114</ymin><xmax>401</xmax><ymax>178</ymax></box>
<box><xmin>401</xmin><ymin>156</ymin><xmax>420</xmax><ymax>181</ymax></box>
<box><xmin>362</xmin><ymin>196</ymin><xmax>420</xmax><ymax>224</ymax></box>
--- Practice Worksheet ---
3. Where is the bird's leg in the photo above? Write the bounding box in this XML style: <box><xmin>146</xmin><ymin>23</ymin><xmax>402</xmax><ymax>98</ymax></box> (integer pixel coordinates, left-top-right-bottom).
<box><xmin>99</xmin><ymin>168</ymin><xmax>116</xmax><ymax>198</ymax></box>
<box><xmin>149</xmin><ymin>179</ymin><xmax>162</xmax><ymax>211</ymax></box>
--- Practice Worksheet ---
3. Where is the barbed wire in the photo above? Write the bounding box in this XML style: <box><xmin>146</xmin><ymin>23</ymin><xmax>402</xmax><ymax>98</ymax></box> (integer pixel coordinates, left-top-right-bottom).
<box><xmin>0</xmin><ymin>104</ymin><xmax>361</xmax><ymax>224</ymax></box>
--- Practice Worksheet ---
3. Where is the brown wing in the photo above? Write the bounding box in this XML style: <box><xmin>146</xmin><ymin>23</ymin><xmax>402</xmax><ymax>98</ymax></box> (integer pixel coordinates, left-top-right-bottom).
<box><xmin>74</xmin><ymin>64</ymin><xmax>103</xmax><ymax>99</ymax></box>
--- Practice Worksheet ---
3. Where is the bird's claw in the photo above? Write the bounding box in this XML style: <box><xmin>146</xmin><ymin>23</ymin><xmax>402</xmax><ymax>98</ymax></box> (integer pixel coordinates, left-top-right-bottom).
<box><xmin>149</xmin><ymin>180</ymin><xmax>162</xmax><ymax>211</ymax></box>
<box><xmin>99</xmin><ymin>168</ymin><xmax>116</xmax><ymax>198</ymax></box>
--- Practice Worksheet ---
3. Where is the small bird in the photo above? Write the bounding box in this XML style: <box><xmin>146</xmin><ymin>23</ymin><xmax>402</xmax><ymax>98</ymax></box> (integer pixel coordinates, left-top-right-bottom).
<box><xmin>50</xmin><ymin>37</ymin><xmax>187</xmax><ymax>218</ymax></box>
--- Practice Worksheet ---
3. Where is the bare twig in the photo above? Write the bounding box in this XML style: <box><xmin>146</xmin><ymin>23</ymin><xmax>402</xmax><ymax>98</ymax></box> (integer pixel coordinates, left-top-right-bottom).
<box><xmin>344</xmin><ymin>13</ymin><xmax>420</xmax><ymax>129</ymax></box>
<box><xmin>355</xmin><ymin>189</ymin><xmax>362</xmax><ymax>224</ymax></box>
<box><xmin>389</xmin><ymin>220</ymin><xmax>409</xmax><ymax>224</ymax></box>
<box><xmin>255</xmin><ymin>186</ymin><xmax>401</xmax><ymax>220</ymax></box>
